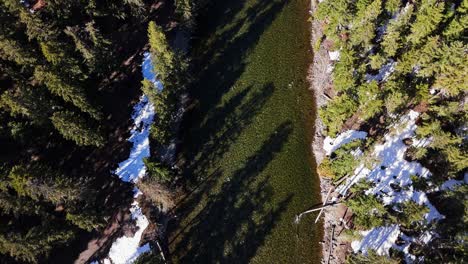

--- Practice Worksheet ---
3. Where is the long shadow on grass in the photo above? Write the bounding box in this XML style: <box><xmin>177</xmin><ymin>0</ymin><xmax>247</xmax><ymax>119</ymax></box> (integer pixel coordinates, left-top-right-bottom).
<box><xmin>171</xmin><ymin>121</ymin><xmax>294</xmax><ymax>263</ymax></box>
<box><xmin>189</xmin><ymin>83</ymin><xmax>275</xmax><ymax>179</ymax></box>
<box><xmin>180</xmin><ymin>0</ymin><xmax>288</xmax><ymax>181</ymax></box>
<box><xmin>170</xmin><ymin>82</ymin><xmax>275</xmax><ymax>229</ymax></box>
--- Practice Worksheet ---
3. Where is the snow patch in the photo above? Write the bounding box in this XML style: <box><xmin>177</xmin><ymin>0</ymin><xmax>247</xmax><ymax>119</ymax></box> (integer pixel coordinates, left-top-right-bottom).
<box><xmin>351</xmin><ymin>225</ymin><xmax>400</xmax><ymax>255</ymax></box>
<box><xmin>366</xmin><ymin>60</ymin><xmax>395</xmax><ymax>82</ymax></box>
<box><xmin>440</xmin><ymin>179</ymin><xmax>464</xmax><ymax>191</ymax></box>
<box><xmin>323</xmin><ymin>130</ymin><xmax>368</xmax><ymax>156</ymax></box>
<box><xmin>107</xmin><ymin>202</ymin><xmax>151</xmax><ymax>264</ymax></box>
<box><xmin>114</xmin><ymin>95</ymin><xmax>154</xmax><ymax>183</ymax></box>
<box><xmin>328</xmin><ymin>50</ymin><xmax>340</xmax><ymax>61</ymax></box>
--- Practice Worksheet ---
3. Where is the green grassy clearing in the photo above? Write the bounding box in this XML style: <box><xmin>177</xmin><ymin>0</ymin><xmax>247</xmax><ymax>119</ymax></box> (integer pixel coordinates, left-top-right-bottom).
<box><xmin>168</xmin><ymin>0</ymin><xmax>322</xmax><ymax>262</ymax></box>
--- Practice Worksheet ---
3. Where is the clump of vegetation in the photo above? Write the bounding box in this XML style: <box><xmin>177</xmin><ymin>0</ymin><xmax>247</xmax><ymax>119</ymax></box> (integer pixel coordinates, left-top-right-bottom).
<box><xmin>346</xmin><ymin>193</ymin><xmax>390</xmax><ymax>229</ymax></box>
<box><xmin>346</xmin><ymin>249</ymin><xmax>399</xmax><ymax>264</ymax></box>
<box><xmin>318</xmin><ymin>140</ymin><xmax>363</xmax><ymax>180</ymax></box>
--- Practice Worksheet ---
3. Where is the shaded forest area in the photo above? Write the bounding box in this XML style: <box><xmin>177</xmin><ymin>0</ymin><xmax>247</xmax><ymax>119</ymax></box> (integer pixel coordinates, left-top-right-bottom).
<box><xmin>0</xmin><ymin>0</ymin><xmax>187</xmax><ymax>263</ymax></box>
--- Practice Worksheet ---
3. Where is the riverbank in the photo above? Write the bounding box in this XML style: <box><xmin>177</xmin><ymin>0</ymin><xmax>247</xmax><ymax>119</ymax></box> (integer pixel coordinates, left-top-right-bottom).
<box><xmin>308</xmin><ymin>0</ymin><xmax>350</xmax><ymax>263</ymax></box>
<box><xmin>168</xmin><ymin>0</ymin><xmax>322</xmax><ymax>262</ymax></box>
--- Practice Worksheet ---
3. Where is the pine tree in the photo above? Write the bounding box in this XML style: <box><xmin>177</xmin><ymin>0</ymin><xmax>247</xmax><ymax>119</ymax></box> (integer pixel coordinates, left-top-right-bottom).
<box><xmin>0</xmin><ymin>81</ymin><xmax>52</xmax><ymax>123</ymax></box>
<box><xmin>332</xmin><ymin>47</ymin><xmax>357</xmax><ymax>92</ymax></box>
<box><xmin>358</xmin><ymin>81</ymin><xmax>383</xmax><ymax>120</ymax></box>
<box><xmin>346</xmin><ymin>194</ymin><xmax>389</xmax><ymax>229</ymax></box>
<box><xmin>320</xmin><ymin>93</ymin><xmax>358</xmax><ymax>136</ymax></box>
<box><xmin>8</xmin><ymin>165</ymin><xmax>90</xmax><ymax>205</ymax></box>
<box><xmin>50</xmin><ymin>111</ymin><xmax>105</xmax><ymax>147</ymax></box>
<box><xmin>0</xmin><ymin>35</ymin><xmax>37</xmax><ymax>66</ymax></box>
<box><xmin>381</xmin><ymin>5</ymin><xmax>414</xmax><ymax>57</ymax></box>
<box><xmin>407</xmin><ymin>0</ymin><xmax>445</xmax><ymax>45</ymax></box>
<box><xmin>349</xmin><ymin>0</ymin><xmax>382</xmax><ymax>50</ymax></box>
<box><xmin>0</xmin><ymin>223</ymin><xmax>75</xmax><ymax>263</ymax></box>
<box><xmin>176</xmin><ymin>0</ymin><xmax>196</xmax><ymax>28</ymax></box>
<box><xmin>148</xmin><ymin>21</ymin><xmax>175</xmax><ymax>85</ymax></box>
<box><xmin>40</xmin><ymin>41</ymin><xmax>84</xmax><ymax>77</ymax></box>
<box><xmin>315</xmin><ymin>0</ymin><xmax>354</xmax><ymax>46</ymax></box>
<box><xmin>443</xmin><ymin>0</ymin><xmax>468</xmax><ymax>41</ymax></box>
<box><xmin>384</xmin><ymin>0</ymin><xmax>401</xmax><ymax>14</ymax></box>
<box><xmin>394</xmin><ymin>201</ymin><xmax>429</xmax><ymax>228</ymax></box>
<box><xmin>34</xmin><ymin>66</ymin><xmax>102</xmax><ymax>119</ymax></box>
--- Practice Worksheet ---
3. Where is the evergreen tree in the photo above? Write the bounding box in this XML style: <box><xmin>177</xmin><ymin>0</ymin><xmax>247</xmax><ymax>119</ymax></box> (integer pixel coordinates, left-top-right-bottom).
<box><xmin>40</xmin><ymin>41</ymin><xmax>84</xmax><ymax>77</ymax></box>
<box><xmin>50</xmin><ymin>110</ymin><xmax>105</xmax><ymax>147</ymax></box>
<box><xmin>346</xmin><ymin>194</ymin><xmax>389</xmax><ymax>229</ymax></box>
<box><xmin>0</xmin><ymin>35</ymin><xmax>37</xmax><ymax>66</ymax></box>
<box><xmin>358</xmin><ymin>81</ymin><xmax>383</xmax><ymax>120</ymax></box>
<box><xmin>407</xmin><ymin>0</ymin><xmax>445</xmax><ymax>45</ymax></box>
<box><xmin>148</xmin><ymin>21</ymin><xmax>175</xmax><ymax>85</ymax></box>
<box><xmin>443</xmin><ymin>0</ymin><xmax>468</xmax><ymax>40</ymax></box>
<box><xmin>0</xmin><ymin>223</ymin><xmax>75</xmax><ymax>263</ymax></box>
<box><xmin>333</xmin><ymin>47</ymin><xmax>357</xmax><ymax>92</ymax></box>
<box><xmin>0</xmin><ymin>81</ymin><xmax>52</xmax><ymax>123</ymax></box>
<box><xmin>320</xmin><ymin>93</ymin><xmax>358</xmax><ymax>136</ymax></box>
<box><xmin>8</xmin><ymin>165</ymin><xmax>90</xmax><ymax>205</ymax></box>
<box><xmin>348</xmin><ymin>0</ymin><xmax>382</xmax><ymax>50</ymax></box>
<box><xmin>384</xmin><ymin>0</ymin><xmax>401</xmax><ymax>14</ymax></box>
<box><xmin>381</xmin><ymin>4</ymin><xmax>414</xmax><ymax>57</ymax></box>
<box><xmin>393</xmin><ymin>201</ymin><xmax>429</xmax><ymax>228</ymax></box>
<box><xmin>315</xmin><ymin>0</ymin><xmax>354</xmax><ymax>46</ymax></box>
<box><xmin>34</xmin><ymin>66</ymin><xmax>102</xmax><ymax>119</ymax></box>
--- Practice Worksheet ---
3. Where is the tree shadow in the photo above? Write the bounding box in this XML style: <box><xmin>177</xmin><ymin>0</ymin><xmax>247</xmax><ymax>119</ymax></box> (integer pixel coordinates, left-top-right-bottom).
<box><xmin>179</xmin><ymin>0</ymin><xmax>288</xmax><ymax>182</ymax></box>
<box><xmin>186</xmin><ymin>83</ymin><xmax>275</xmax><ymax>180</ymax></box>
<box><xmin>170</xmin><ymin>121</ymin><xmax>294</xmax><ymax>263</ymax></box>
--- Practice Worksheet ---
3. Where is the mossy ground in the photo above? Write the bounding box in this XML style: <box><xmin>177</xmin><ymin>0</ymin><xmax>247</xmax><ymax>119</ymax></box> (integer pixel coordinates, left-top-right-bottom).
<box><xmin>168</xmin><ymin>0</ymin><xmax>322</xmax><ymax>262</ymax></box>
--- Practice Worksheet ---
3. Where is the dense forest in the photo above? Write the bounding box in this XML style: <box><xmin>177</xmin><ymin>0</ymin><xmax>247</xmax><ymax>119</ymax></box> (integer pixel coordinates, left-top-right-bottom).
<box><xmin>0</xmin><ymin>0</ymin><xmax>194</xmax><ymax>263</ymax></box>
<box><xmin>315</xmin><ymin>0</ymin><xmax>467</xmax><ymax>262</ymax></box>
<box><xmin>1</xmin><ymin>0</ymin><xmax>466</xmax><ymax>263</ymax></box>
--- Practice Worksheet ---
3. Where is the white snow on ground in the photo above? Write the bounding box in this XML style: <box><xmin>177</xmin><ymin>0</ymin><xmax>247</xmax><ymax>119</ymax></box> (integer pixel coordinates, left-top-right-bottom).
<box><xmin>351</xmin><ymin>225</ymin><xmax>400</xmax><ymax>255</ymax></box>
<box><xmin>366</xmin><ymin>60</ymin><xmax>395</xmax><ymax>82</ymax></box>
<box><xmin>323</xmin><ymin>130</ymin><xmax>368</xmax><ymax>156</ymax></box>
<box><xmin>419</xmin><ymin>231</ymin><xmax>434</xmax><ymax>244</ymax></box>
<box><xmin>114</xmin><ymin>53</ymin><xmax>162</xmax><ymax>184</ymax></box>
<box><xmin>105</xmin><ymin>52</ymin><xmax>161</xmax><ymax>264</ymax></box>
<box><xmin>107</xmin><ymin>202</ymin><xmax>150</xmax><ymax>264</ymax></box>
<box><xmin>440</xmin><ymin>179</ymin><xmax>464</xmax><ymax>191</ymax></box>
<box><xmin>334</xmin><ymin>111</ymin><xmax>446</xmax><ymax>257</ymax></box>
<box><xmin>142</xmin><ymin>52</ymin><xmax>164</xmax><ymax>90</ymax></box>
<box><xmin>328</xmin><ymin>50</ymin><xmax>340</xmax><ymax>61</ymax></box>
<box><xmin>114</xmin><ymin>95</ymin><xmax>154</xmax><ymax>183</ymax></box>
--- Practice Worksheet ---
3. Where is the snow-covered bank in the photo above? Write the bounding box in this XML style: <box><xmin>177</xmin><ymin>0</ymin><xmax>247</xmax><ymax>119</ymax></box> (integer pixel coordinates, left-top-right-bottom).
<box><xmin>94</xmin><ymin>52</ymin><xmax>160</xmax><ymax>264</ymax></box>
<box><xmin>326</xmin><ymin>110</ymin><xmax>445</xmax><ymax>259</ymax></box>
<box><xmin>323</xmin><ymin>130</ymin><xmax>367</xmax><ymax>156</ymax></box>
<box><xmin>336</xmin><ymin>110</ymin><xmax>443</xmax><ymax>223</ymax></box>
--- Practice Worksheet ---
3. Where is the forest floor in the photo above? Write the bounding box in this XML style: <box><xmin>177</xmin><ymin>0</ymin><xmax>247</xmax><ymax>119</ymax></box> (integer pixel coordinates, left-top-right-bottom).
<box><xmin>167</xmin><ymin>0</ymin><xmax>322</xmax><ymax>263</ymax></box>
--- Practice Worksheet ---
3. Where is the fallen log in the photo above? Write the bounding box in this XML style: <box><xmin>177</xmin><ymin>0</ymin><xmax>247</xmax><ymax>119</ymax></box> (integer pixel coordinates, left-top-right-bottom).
<box><xmin>315</xmin><ymin>187</ymin><xmax>333</xmax><ymax>223</ymax></box>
